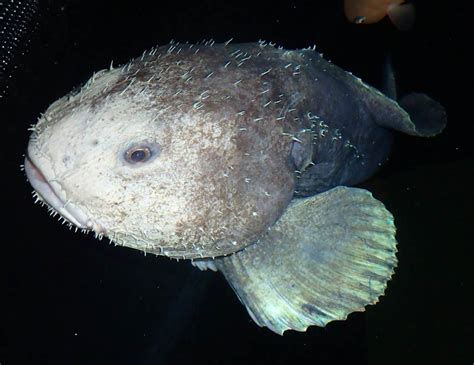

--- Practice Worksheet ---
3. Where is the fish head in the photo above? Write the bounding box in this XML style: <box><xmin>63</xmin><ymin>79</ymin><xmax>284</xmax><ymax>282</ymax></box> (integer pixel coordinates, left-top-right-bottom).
<box><xmin>25</xmin><ymin>54</ymin><xmax>296</xmax><ymax>259</ymax></box>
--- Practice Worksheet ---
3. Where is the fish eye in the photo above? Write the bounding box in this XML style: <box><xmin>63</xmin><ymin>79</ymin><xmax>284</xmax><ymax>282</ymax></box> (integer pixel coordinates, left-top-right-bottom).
<box><xmin>123</xmin><ymin>142</ymin><xmax>160</xmax><ymax>165</ymax></box>
<box><xmin>128</xmin><ymin>148</ymin><xmax>150</xmax><ymax>162</ymax></box>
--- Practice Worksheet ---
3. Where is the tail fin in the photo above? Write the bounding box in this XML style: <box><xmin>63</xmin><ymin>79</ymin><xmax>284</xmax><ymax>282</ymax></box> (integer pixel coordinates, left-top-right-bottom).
<box><xmin>379</xmin><ymin>56</ymin><xmax>446</xmax><ymax>137</ymax></box>
<box><xmin>397</xmin><ymin>92</ymin><xmax>447</xmax><ymax>137</ymax></box>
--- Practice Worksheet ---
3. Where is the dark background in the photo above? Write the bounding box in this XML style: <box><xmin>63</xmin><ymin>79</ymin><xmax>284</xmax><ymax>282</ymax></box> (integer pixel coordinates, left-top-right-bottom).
<box><xmin>0</xmin><ymin>1</ymin><xmax>472</xmax><ymax>364</ymax></box>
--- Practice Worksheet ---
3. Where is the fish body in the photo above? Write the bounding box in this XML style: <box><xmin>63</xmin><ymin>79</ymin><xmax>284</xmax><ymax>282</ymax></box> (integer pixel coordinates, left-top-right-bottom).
<box><xmin>344</xmin><ymin>0</ymin><xmax>415</xmax><ymax>30</ymax></box>
<box><xmin>25</xmin><ymin>41</ymin><xmax>446</xmax><ymax>334</ymax></box>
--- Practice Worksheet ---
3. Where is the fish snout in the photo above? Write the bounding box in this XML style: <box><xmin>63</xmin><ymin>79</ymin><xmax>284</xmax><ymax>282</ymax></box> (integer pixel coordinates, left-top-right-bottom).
<box><xmin>24</xmin><ymin>155</ymin><xmax>105</xmax><ymax>234</ymax></box>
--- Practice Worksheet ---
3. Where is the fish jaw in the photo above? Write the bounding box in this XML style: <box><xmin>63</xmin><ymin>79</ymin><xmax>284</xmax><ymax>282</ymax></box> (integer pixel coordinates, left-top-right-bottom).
<box><xmin>24</xmin><ymin>154</ymin><xmax>103</xmax><ymax>233</ymax></box>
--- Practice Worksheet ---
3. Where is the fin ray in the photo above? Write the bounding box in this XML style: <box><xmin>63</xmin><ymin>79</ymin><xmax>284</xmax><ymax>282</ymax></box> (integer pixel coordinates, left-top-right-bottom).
<box><xmin>214</xmin><ymin>187</ymin><xmax>398</xmax><ymax>334</ymax></box>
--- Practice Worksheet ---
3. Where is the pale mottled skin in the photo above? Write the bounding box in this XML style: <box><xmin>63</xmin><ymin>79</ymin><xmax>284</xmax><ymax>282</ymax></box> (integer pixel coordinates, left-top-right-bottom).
<box><xmin>26</xmin><ymin>41</ymin><xmax>437</xmax><ymax>259</ymax></box>
<box><xmin>27</xmin><ymin>42</ymin><xmax>317</xmax><ymax>258</ymax></box>
<box><xmin>26</xmin><ymin>40</ymin><xmax>446</xmax><ymax>261</ymax></box>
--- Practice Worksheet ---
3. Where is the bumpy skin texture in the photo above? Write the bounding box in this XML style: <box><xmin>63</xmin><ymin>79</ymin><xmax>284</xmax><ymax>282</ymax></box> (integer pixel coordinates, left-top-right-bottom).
<box><xmin>26</xmin><ymin>42</ymin><xmax>317</xmax><ymax>258</ymax></box>
<box><xmin>26</xmin><ymin>41</ymin><xmax>414</xmax><ymax>259</ymax></box>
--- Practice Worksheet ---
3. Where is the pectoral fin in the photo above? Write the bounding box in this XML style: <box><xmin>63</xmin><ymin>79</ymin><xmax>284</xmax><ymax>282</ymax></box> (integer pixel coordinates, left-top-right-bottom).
<box><xmin>214</xmin><ymin>187</ymin><xmax>397</xmax><ymax>335</ymax></box>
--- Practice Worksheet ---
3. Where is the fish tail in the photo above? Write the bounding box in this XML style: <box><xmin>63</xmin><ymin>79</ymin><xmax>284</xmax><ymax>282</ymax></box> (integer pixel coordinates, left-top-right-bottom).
<box><xmin>398</xmin><ymin>92</ymin><xmax>447</xmax><ymax>137</ymax></box>
<box><xmin>380</xmin><ymin>55</ymin><xmax>447</xmax><ymax>137</ymax></box>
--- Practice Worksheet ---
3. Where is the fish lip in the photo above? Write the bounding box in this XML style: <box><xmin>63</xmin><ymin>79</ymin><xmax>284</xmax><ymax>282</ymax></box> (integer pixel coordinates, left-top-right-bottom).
<box><xmin>24</xmin><ymin>154</ymin><xmax>91</xmax><ymax>230</ymax></box>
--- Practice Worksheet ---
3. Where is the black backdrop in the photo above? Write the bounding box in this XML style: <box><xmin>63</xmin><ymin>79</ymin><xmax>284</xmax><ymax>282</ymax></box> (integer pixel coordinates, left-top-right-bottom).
<box><xmin>1</xmin><ymin>1</ymin><xmax>472</xmax><ymax>364</ymax></box>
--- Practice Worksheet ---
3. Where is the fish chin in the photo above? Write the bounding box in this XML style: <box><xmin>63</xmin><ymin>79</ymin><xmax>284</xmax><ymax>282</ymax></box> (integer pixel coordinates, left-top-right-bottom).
<box><xmin>24</xmin><ymin>155</ymin><xmax>103</xmax><ymax>233</ymax></box>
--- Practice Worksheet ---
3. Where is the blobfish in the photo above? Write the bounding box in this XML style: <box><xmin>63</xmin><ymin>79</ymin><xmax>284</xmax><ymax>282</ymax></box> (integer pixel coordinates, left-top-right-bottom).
<box><xmin>24</xmin><ymin>41</ymin><xmax>446</xmax><ymax>334</ymax></box>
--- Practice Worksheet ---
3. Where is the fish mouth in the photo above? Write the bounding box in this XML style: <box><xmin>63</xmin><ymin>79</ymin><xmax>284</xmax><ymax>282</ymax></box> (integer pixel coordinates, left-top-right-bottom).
<box><xmin>24</xmin><ymin>155</ymin><xmax>93</xmax><ymax>230</ymax></box>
